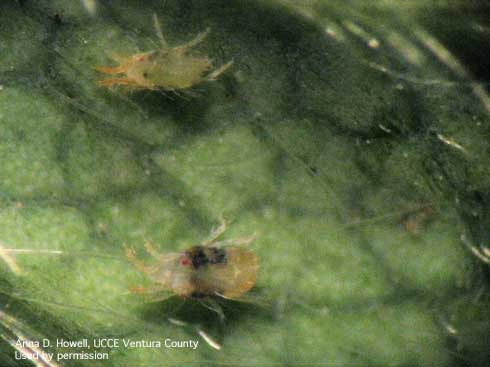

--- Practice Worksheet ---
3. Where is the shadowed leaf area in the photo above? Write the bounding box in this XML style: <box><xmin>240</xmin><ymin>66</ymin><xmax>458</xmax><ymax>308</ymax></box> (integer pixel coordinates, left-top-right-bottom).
<box><xmin>1</xmin><ymin>0</ymin><xmax>490</xmax><ymax>366</ymax></box>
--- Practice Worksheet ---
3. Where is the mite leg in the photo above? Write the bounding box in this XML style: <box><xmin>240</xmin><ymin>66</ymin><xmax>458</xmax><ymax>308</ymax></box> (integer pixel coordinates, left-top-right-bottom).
<box><xmin>182</xmin><ymin>88</ymin><xmax>203</xmax><ymax>99</ymax></box>
<box><xmin>95</xmin><ymin>64</ymin><xmax>128</xmax><ymax>75</ymax></box>
<box><xmin>143</xmin><ymin>240</ymin><xmax>160</xmax><ymax>258</ymax></box>
<box><xmin>143</xmin><ymin>240</ymin><xmax>181</xmax><ymax>264</ymax></box>
<box><xmin>203</xmin><ymin>217</ymin><xmax>227</xmax><ymax>247</ymax></box>
<box><xmin>152</xmin><ymin>13</ymin><xmax>169</xmax><ymax>50</ymax></box>
<box><xmin>170</xmin><ymin>89</ymin><xmax>191</xmax><ymax>101</ymax></box>
<box><xmin>95</xmin><ymin>52</ymin><xmax>134</xmax><ymax>74</ymax></box>
<box><xmin>198</xmin><ymin>298</ymin><xmax>225</xmax><ymax>322</ymax></box>
<box><xmin>224</xmin><ymin>232</ymin><xmax>256</xmax><ymax>247</ymax></box>
<box><xmin>124</xmin><ymin>244</ymin><xmax>150</xmax><ymax>273</ymax></box>
<box><xmin>206</xmin><ymin>61</ymin><xmax>234</xmax><ymax>81</ymax></box>
<box><xmin>145</xmin><ymin>291</ymin><xmax>175</xmax><ymax>303</ymax></box>
<box><xmin>156</xmin><ymin>89</ymin><xmax>174</xmax><ymax>100</ymax></box>
<box><xmin>108</xmin><ymin>52</ymin><xmax>127</xmax><ymax>64</ymax></box>
<box><xmin>128</xmin><ymin>285</ymin><xmax>173</xmax><ymax>302</ymax></box>
<box><xmin>168</xmin><ymin>318</ymin><xmax>222</xmax><ymax>350</ymax></box>
<box><xmin>171</xmin><ymin>88</ymin><xmax>202</xmax><ymax>100</ymax></box>
<box><xmin>176</xmin><ymin>28</ymin><xmax>210</xmax><ymax>51</ymax></box>
<box><xmin>215</xmin><ymin>290</ymin><xmax>269</xmax><ymax>308</ymax></box>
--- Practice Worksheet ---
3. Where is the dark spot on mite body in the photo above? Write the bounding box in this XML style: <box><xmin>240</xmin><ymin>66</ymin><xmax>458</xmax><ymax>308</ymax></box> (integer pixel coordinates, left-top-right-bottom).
<box><xmin>208</xmin><ymin>247</ymin><xmax>227</xmax><ymax>265</ymax></box>
<box><xmin>187</xmin><ymin>246</ymin><xmax>227</xmax><ymax>269</ymax></box>
<box><xmin>189</xmin><ymin>247</ymin><xmax>209</xmax><ymax>269</ymax></box>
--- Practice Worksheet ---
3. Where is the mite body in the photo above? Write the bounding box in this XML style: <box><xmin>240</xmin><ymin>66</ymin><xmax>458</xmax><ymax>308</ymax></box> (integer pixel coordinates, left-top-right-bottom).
<box><xmin>125</xmin><ymin>220</ymin><xmax>258</xmax><ymax>301</ymax></box>
<box><xmin>96</xmin><ymin>15</ymin><xmax>233</xmax><ymax>93</ymax></box>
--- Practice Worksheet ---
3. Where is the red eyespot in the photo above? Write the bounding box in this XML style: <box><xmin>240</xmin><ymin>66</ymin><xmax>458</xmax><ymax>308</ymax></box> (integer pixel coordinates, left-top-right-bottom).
<box><xmin>180</xmin><ymin>259</ymin><xmax>190</xmax><ymax>266</ymax></box>
<box><xmin>138</xmin><ymin>56</ymin><xmax>145</xmax><ymax>62</ymax></box>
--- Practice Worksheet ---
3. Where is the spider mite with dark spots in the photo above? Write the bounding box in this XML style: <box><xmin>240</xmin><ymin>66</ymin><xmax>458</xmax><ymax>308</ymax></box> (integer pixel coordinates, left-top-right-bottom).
<box><xmin>124</xmin><ymin>219</ymin><xmax>258</xmax><ymax>306</ymax></box>
<box><xmin>96</xmin><ymin>14</ymin><xmax>233</xmax><ymax>95</ymax></box>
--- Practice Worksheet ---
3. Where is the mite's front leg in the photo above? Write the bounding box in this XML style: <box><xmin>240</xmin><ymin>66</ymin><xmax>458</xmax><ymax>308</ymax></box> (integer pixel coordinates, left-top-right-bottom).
<box><xmin>124</xmin><ymin>244</ymin><xmax>150</xmax><ymax>273</ymax></box>
<box><xmin>175</xmin><ymin>28</ymin><xmax>210</xmax><ymax>52</ymax></box>
<box><xmin>203</xmin><ymin>217</ymin><xmax>228</xmax><ymax>247</ymax></box>
<box><xmin>143</xmin><ymin>240</ymin><xmax>160</xmax><ymax>258</ymax></box>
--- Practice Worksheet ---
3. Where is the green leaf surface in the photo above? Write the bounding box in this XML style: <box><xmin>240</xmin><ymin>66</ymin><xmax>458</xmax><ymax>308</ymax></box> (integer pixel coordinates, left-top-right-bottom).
<box><xmin>1</xmin><ymin>1</ymin><xmax>490</xmax><ymax>366</ymax></box>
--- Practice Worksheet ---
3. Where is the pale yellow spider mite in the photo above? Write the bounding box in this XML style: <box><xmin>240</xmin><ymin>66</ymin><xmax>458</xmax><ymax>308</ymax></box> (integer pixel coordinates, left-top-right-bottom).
<box><xmin>96</xmin><ymin>14</ymin><xmax>233</xmax><ymax>94</ymax></box>
<box><xmin>124</xmin><ymin>219</ymin><xmax>258</xmax><ymax>303</ymax></box>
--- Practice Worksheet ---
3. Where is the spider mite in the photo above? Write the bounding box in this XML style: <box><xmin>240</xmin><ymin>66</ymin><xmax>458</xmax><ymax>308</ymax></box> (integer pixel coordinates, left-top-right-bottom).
<box><xmin>124</xmin><ymin>219</ymin><xmax>258</xmax><ymax>316</ymax></box>
<box><xmin>96</xmin><ymin>14</ymin><xmax>233</xmax><ymax>95</ymax></box>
